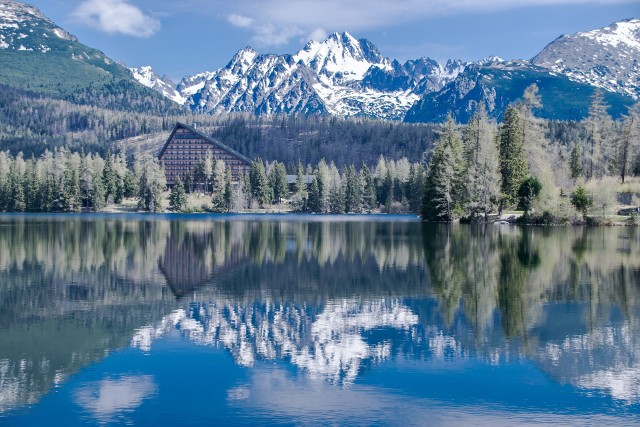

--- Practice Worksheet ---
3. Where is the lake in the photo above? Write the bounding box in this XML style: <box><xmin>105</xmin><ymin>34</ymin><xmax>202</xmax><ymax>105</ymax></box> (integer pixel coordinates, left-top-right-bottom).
<box><xmin>0</xmin><ymin>214</ymin><xmax>639</xmax><ymax>426</ymax></box>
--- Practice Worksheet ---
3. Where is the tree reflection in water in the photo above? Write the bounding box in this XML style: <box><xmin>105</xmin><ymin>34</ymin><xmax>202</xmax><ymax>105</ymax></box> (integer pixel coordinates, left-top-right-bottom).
<box><xmin>0</xmin><ymin>216</ymin><xmax>639</xmax><ymax>413</ymax></box>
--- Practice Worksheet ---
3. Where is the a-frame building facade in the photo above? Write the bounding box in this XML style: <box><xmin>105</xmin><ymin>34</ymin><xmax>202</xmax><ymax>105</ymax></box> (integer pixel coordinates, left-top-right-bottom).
<box><xmin>159</xmin><ymin>122</ymin><xmax>252</xmax><ymax>185</ymax></box>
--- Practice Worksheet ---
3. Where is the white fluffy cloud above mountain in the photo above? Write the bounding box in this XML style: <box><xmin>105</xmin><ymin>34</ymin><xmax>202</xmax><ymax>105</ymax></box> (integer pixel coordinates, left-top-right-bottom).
<box><xmin>72</xmin><ymin>0</ymin><xmax>160</xmax><ymax>38</ymax></box>
<box><xmin>221</xmin><ymin>0</ymin><xmax>635</xmax><ymax>46</ymax></box>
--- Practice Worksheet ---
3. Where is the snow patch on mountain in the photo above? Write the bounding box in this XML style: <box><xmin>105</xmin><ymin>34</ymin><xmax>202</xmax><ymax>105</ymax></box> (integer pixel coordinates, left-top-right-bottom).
<box><xmin>0</xmin><ymin>0</ymin><xmax>77</xmax><ymax>52</ymax></box>
<box><xmin>293</xmin><ymin>32</ymin><xmax>392</xmax><ymax>85</ymax></box>
<box><xmin>130</xmin><ymin>66</ymin><xmax>185</xmax><ymax>104</ymax></box>
<box><xmin>533</xmin><ymin>18</ymin><xmax>640</xmax><ymax>99</ymax></box>
<box><xmin>173</xmin><ymin>32</ymin><xmax>463</xmax><ymax>120</ymax></box>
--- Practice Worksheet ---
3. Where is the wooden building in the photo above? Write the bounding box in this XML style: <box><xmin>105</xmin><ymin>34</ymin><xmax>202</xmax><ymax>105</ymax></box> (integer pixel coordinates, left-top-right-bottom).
<box><xmin>159</xmin><ymin>122</ymin><xmax>252</xmax><ymax>185</ymax></box>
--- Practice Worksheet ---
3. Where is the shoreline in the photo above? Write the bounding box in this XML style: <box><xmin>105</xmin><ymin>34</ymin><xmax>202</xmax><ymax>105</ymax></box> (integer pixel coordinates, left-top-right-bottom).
<box><xmin>0</xmin><ymin>211</ymin><xmax>637</xmax><ymax>226</ymax></box>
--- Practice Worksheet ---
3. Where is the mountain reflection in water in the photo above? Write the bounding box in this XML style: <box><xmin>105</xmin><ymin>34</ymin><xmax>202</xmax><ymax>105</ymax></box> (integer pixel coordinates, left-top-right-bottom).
<box><xmin>0</xmin><ymin>215</ymin><xmax>639</xmax><ymax>423</ymax></box>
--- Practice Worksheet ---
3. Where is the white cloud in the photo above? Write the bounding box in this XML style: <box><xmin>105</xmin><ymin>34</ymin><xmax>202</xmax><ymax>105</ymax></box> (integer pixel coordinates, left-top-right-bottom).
<box><xmin>227</xmin><ymin>13</ymin><xmax>253</xmax><ymax>28</ymax></box>
<box><xmin>250</xmin><ymin>23</ymin><xmax>305</xmax><ymax>47</ymax></box>
<box><xmin>216</xmin><ymin>0</ymin><xmax>635</xmax><ymax>46</ymax></box>
<box><xmin>74</xmin><ymin>375</ymin><xmax>157</xmax><ymax>423</ymax></box>
<box><xmin>72</xmin><ymin>0</ymin><xmax>161</xmax><ymax>38</ymax></box>
<box><xmin>307</xmin><ymin>28</ymin><xmax>327</xmax><ymax>42</ymax></box>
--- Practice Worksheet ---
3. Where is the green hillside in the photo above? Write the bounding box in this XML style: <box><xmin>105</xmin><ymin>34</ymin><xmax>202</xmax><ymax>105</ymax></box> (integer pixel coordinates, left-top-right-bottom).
<box><xmin>0</xmin><ymin>0</ymin><xmax>182</xmax><ymax>114</ymax></box>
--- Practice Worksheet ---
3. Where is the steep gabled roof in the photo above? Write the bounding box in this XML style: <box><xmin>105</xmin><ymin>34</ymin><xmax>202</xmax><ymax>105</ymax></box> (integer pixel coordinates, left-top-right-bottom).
<box><xmin>158</xmin><ymin>122</ymin><xmax>253</xmax><ymax>165</ymax></box>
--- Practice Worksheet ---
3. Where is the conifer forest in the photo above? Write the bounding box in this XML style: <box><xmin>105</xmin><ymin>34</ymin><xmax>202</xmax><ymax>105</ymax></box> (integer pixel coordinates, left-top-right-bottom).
<box><xmin>0</xmin><ymin>85</ymin><xmax>639</xmax><ymax>223</ymax></box>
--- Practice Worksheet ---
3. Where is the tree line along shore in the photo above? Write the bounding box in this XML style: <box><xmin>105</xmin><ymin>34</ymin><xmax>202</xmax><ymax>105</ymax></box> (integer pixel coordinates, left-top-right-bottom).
<box><xmin>0</xmin><ymin>85</ymin><xmax>638</xmax><ymax>225</ymax></box>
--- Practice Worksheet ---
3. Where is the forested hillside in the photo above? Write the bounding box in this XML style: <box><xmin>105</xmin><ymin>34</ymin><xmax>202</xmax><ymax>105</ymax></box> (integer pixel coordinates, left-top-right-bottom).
<box><xmin>0</xmin><ymin>85</ymin><xmax>188</xmax><ymax>155</ymax></box>
<box><xmin>0</xmin><ymin>85</ymin><xmax>441</xmax><ymax>165</ymax></box>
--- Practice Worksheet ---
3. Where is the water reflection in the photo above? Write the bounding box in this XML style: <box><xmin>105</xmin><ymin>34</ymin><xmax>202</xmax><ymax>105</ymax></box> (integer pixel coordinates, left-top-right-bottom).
<box><xmin>0</xmin><ymin>215</ymin><xmax>639</xmax><ymax>420</ymax></box>
<box><xmin>74</xmin><ymin>375</ymin><xmax>157</xmax><ymax>424</ymax></box>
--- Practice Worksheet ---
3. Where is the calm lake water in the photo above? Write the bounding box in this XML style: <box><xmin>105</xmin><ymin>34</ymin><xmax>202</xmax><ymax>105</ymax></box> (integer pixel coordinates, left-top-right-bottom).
<box><xmin>0</xmin><ymin>214</ymin><xmax>639</xmax><ymax>426</ymax></box>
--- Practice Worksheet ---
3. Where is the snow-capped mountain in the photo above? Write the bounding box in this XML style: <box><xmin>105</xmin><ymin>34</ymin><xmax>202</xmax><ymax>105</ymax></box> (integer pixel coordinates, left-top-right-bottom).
<box><xmin>533</xmin><ymin>18</ymin><xmax>640</xmax><ymax>99</ymax></box>
<box><xmin>0</xmin><ymin>0</ymin><xmax>76</xmax><ymax>52</ymax></box>
<box><xmin>127</xmin><ymin>19</ymin><xmax>639</xmax><ymax>121</ymax></box>
<box><xmin>129</xmin><ymin>66</ymin><xmax>185</xmax><ymax>104</ymax></box>
<box><xmin>143</xmin><ymin>32</ymin><xmax>465</xmax><ymax>120</ymax></box>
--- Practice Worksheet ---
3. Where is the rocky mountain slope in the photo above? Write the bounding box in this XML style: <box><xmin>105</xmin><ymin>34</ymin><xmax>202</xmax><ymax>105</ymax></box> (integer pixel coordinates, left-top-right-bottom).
<box><xmin>129</xmin><ymin>66</ymin><xmax>185</xmax><ymax>104</ymax></box>
<box><xmin>404</xmin><ymin>19</ymin><xmax>640</xmax><ymax>123</ymax></box>
<box><xmin>532</xmin><ymin>18</ymin><xmax>640</xmax><ymax>99</ymax></box>
<box><xmin>134</xmin><ymin>32</ymin><xmax>464</xmax><ymax>120</ymax></box>
<box><xmin>404</xmin><ymin>59</ymin><xmax>635</xmax><ymax>123</ymax></box>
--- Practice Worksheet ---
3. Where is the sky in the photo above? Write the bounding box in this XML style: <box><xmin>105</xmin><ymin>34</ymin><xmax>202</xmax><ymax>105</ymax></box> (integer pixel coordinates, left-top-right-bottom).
<box><xmin>26</xmin><ymin>0</ymin><xmax>640</xmax><ymax>82</ymax></box>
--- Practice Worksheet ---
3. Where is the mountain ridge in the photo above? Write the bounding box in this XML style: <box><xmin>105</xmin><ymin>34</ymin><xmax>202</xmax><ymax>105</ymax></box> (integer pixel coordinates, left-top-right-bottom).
<box><xmin>132</xmin><ymin>31</ymin><xmax>465</xmax><ymax>120</ymax></box>
<box><xmin>130</xmin><ymin>18</ymin><xmax>639</xmax><ymax>122</ymax></box>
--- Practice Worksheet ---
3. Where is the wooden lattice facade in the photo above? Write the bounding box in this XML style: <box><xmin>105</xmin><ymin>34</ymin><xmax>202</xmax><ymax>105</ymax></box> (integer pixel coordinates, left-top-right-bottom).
<box><xmin>159</xmin><ymin>122</ymin><xmax>252</xmax><ymax>185</ymax></box>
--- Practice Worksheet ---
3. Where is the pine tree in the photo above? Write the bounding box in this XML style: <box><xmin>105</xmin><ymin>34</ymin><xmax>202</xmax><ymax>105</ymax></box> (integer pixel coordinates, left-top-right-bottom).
<box><xmin>294</xmin><ymin>160</ymin><xmax>306</xmax><ymax>195</ymax></box>
<box><xmin>270</xmin><ymin>162</ymin><xmax>288</xmax><ymax>204</ymax></box>
<box><xmin>193</xmin><ymin>160</ymin><xmax>208</xmax><ymax>194</ymax></box>
<box><xmin>406</xmin><ymin>164</ymin><xmax>424</xmax><ymax>213</ymax></box>
<box><xmin>24</xmin><ymin>158</ymin><xmax>40</xmax><ymax>211</ymax></box>
<box><xmin>499</xmin><ymin>106</ymin><xmax>527</xmax><ymax>208</ymax></box>
<box><xmin>463</xmin><ymin>107</ymin><xmax>501</xmax><ymax>220</ymax></box>
<box><xmin>571</xmin><ymin>185</ymin><xmax>592</xmax><ymax>221</ymax></box>
<box><xmin>223</xmin><ymin>166</ymin><xmax>233</xmax><ymax>212</ymax></box>
<box><xmin>617</xmin><ymin>103</ymin><xmax>639</xmax><ymax>184</ymax></box>
<box><xmin>249</xmin><ymin>158</ymin><xmax>272</xmax><ymax>207</ymax></box>
<box><xmin>307</xmin><ymin>177</ymin><xmax>323</xmax><ymax>213</ymax></box>
<box><xmin>360</xmin><ymin>165</ymin><xmax>377</xmax><ymax>212</ymax></box>
<box><xmin>0</xmin><ymin>152</ymin><xmax>11</xmax><ymax>212</ymax></box>
<box><xmin>169</xmin><ymin>176</ymin><xmax>187</xmax><ymax>212</ymax></box>
<box><xmin>517</xmin><ymin>177</ymin><xmax>542</xmax><ymax>217</ymax></box>
<box><xmin>422</xmin><ymin>117</ymin><xmax>464</xmax><ymax>221</ymax></box>
<box><xmin>327</xmin><ymin>163</ymin><xmax>345</xmax><ymax>214</ymax></box>
<box><xmin>9</xmin><ymin>154</ymin><xmax>26</xmax><ymax>212</ymax></box>
<box><xmin>570</xmin><ymin>141</ymin><xmax>583</xmax><ymax>179</ymax></box>
<box><xmin>102</xmin><ymin>153</ymin><xmax>117</xmax><ymax>204</ymax></box>
<box><xmin>136</xmin><ymin>154</ymin><xmax>166</xmax><ymax>212</ymax></box>
<box><xmin>344</xmin><ymin>165</ymin><xmax>361</xmax><ymax>213</ymax></box>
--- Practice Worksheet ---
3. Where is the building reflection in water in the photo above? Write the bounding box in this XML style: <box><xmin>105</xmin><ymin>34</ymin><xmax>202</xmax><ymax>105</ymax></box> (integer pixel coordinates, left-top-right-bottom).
<box><xmin>0</xmin><ymin>217</ymin><xmax>639</xmax><ymax>414</ymax></box>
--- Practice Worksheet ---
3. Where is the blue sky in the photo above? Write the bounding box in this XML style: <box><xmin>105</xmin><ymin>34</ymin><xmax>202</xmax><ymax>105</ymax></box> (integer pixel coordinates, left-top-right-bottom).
<box><xmin>27</xmin><ymin>0</ymin><xmax>639</xmax><ymax>82</ymax></box>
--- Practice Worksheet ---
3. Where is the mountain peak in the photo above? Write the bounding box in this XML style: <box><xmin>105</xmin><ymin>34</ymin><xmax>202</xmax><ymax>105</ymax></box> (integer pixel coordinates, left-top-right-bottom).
<box><xmin>325</xmin><ymin>31</ymin><xmax>359</xmax><ymax>44</ymax></box>
<box><xmin>575</xmin><ymin>17</ymin><xmax>640</xmax><ymax>49</ymax></box>
<box><xmin>0</xmin><ymin>0</ymin><xmax>77</xmax><ymax>51</ymax></box>
<box><xmin>293</xmin><ymin>31</ymin><xmax>389</xmax><ymax>84</ymax></box>
<box><xmin>0</xmin><ymin>0</ymin><xmax>47</xmax><ymax>21</ymax></box>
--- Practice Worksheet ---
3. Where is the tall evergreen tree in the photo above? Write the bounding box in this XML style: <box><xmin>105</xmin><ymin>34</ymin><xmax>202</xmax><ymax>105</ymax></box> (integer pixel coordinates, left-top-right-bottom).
<box><xmin>499</xmin><ymin>106</ymin><xmax>528</xmax><ymax>208</ymax></box>
<box><xmin>294</xmin><ymin>160</ymin><xmax>306</xmax><ymax>195</ymax></box>
<box><xmin>9</xmin><ymin>154</ymin><xmax>26</xmax><ymax>212</ymax></box>
<box><xmin>570</xmin><ymin>141</ymin><xmax>583</xmax><ymax>179</ymax></box>
<box><xmin>307</xmin><ymin>177</ymin><xmax>322</xmax><ymax>213</ymax></box>
<box><xmin>169</xmin><ymin>176</ymin><xmax>187</xmax><ymax>212</ymax></box>
<box><xmin>422</xmin><ymin>117</ymin><xmax>464</xmax><ymax>221</ymax></box>
<box><xmin>102</xmin><ymin>153</ymin><xmax>118</xmax><ymax>204</ymax></box>
<box><xmin>360</xmin><ymin>165</ymin><xmax>377</xmax><ymax>212</ymax></box>
<box><xmin>270</xmin><ymin>162</ymin><xmax>288</xmax><ymax>204</ymax></box>
<box><xmin>406</xmin><ymin>164</ymin><xmax>424</xmax><ymax>214</ymax></box>
<box><xmin>249</xmin><ymin>158</ymin><xmax>272</xmax><ymax>207</ymax></box>
<box><xmin>463</xmin><ymin>107</ymin><xmax>501</xmax><ymax>220</ymax></box>
<box><xmin>136</xmin><ymin>154</ymin><xmax>166</xmax><ymax>212</ymax></box>
<box><xmin>616</xmin><ymin>103</ymin><xmax>639</xmax><ymax>184</ymax></box>
<box><xmin>344</xmin><ymin>165</ymin><xmax>362</xmax><ymax>213</ymax></box>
